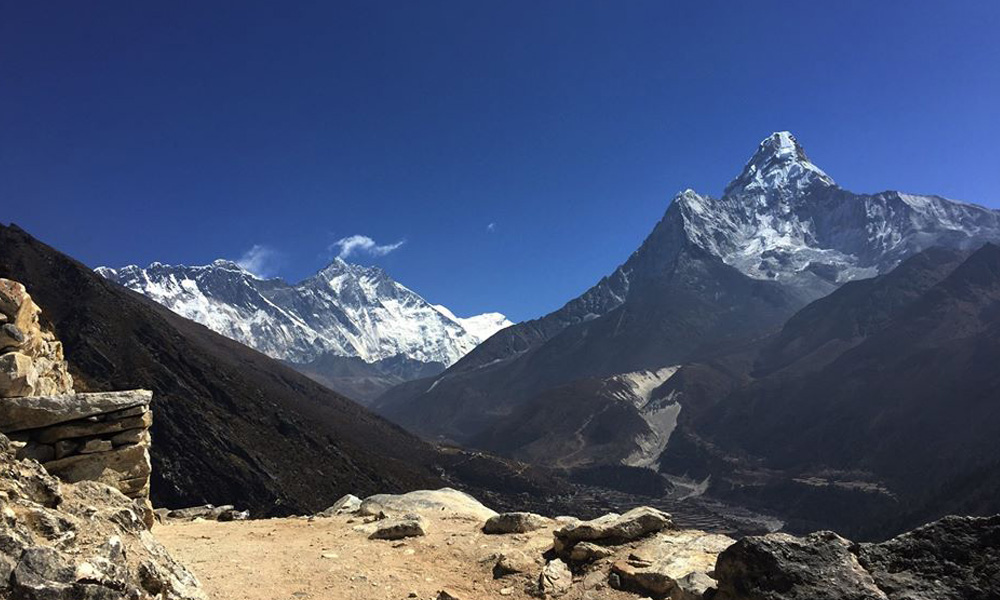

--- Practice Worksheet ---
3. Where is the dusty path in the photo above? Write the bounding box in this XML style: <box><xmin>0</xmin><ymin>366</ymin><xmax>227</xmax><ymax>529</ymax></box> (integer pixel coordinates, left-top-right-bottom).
<box><xmin>156</xmin><ymin>513</ymin><xmax>636</xmax><ymax>600</ymax></box>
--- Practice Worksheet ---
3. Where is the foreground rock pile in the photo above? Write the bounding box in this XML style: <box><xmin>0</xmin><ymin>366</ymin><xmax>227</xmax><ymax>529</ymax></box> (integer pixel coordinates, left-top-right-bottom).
<box><xmin>710</xmin><ymin>516</ymin><xmax>1000</xmax><ymax>600</ymax></box>
<box><xmin>158</xmin><ymin>487</ymin><xmax>999</xmax><ymax>600</ymax></box>
<box><xmin>0</xmin><ymin>391</ymin><xmax>155</xmax><ymax>516</ymax></box>
<box><xmin>0</xmin><ymin>279</ymin><xmax>74</xmax><ymax>398</ymax></box>
<box><xmin>0</xmin><ymin>279</ymin><xmax>156</xmax><ymax>528</ymax></box>
<box><xmin>0</xmin><ymin>431</ymin><xmax>203</xmax><ymax>599</ymax></box>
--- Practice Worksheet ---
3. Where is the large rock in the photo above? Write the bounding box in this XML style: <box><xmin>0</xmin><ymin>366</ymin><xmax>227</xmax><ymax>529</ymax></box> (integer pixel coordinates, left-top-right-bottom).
<box><xmin>610</xmin><ymin>530</ymin><xmax>734</xmax><ymax>599</ymax></box>
<box><xmin>855</xmin><ymin>515</ymin><xmax>1000</xmax><ymax>600</ymax></box>
<box><xmin>0</xmin><ymin>279</ymin><xmax>73</xmax><ymax>397</ymax></box>
<box><xmin>0</xmin><ymin>390</ymin><xmax>152</xmax><ymax>432</ymax></box>
<box><xmin>483</xmin><ymin>511</ymin><xmax>552</xmax><ymax>534</ymax></box>
<box><xmin>710</xmin><ymin>530</ymin><xmax>888</xmax><ymax>600</ymax></box>
<box><xmin>554</xmin><ymin>506</ymin><xmax>672</xmax><ymax>551</ymax></box>
<box><xmin>359</xmin><ymin>488</ymin><xmax>498</xmax><ymax>521</ymax></box>
<box><xmin>0</xmin><ymin>432</ymin><xmax>203</xmax><ymax>599</ymax></box>
<box><xmin>368</xmin><ymin>515</ymin><xmax>428</xmax><ymax>540</ymax></box>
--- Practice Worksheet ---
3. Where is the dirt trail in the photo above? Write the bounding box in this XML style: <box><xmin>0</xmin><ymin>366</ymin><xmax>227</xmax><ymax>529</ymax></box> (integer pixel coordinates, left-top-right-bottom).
<box><xmin>155</xmin><ymin>513</ymin><xmax>636</xmax><ymax>600</ymax></box>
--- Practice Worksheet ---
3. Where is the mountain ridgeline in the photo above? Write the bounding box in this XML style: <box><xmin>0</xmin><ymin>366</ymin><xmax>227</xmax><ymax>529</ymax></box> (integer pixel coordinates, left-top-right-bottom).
<box><xmin>0</xmin><ymin>223</ymin><xmax>559</xmax><ymax>518</ymax></box>
<box><xmin>375</xmin><ymin>132</ymin><xmax>1000</xmax><ymax>537</ymax></box>
<box><xmin>97</xmin><ymin>258</ymin><xmax>511</xmax><ymax>402</ymax></box>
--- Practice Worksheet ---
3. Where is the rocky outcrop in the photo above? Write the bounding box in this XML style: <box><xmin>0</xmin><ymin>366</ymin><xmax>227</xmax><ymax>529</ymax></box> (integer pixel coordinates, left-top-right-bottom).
<box><xmin>554</xmin><ymin>506</ymin><xmax>673</xmax><ymax>555</ymax></box>
<box><xmin>709</xmin><ymin>516</ymin><xmax>1000</xmax><ymax>600</ymax></box>
<box><xmin>710</xmin><ymin>530</ymin><xmax>886</xmax><ymax>600</ymax></box>
<box><xmin>0</xmin><ymin>279</ymin><xmax>73</xmax><ymax>398</ymax></box>
<box><xmin>0</xmin><ymin>281</ymin><xmax>156</xmax><ymax>528</ymax></box>
<box><xmin>610</xmin><ymin>530</ymin><xmax>735</xmax><ymax>599</ymax></box>
<box><xmin>0</xmin><ymin>390</ymin><xmax>155</xmax><ymax>528</ymax></box>
<box><xmin>0</xmin><ymin>432</ymin><xmax>203</xmax><ymax>599</ymax></box>
<box><xmin>855</xmin><ymin>515</ymin><xmax>1000</xmax><ymax>600</ymax></box>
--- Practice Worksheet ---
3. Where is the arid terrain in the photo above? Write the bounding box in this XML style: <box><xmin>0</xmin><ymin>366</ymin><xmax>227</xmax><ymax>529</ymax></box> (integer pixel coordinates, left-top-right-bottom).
<box><xmin>157</xmin><ymin>511</ymin><xmax>638</xmax><ymax>600</ymax></box>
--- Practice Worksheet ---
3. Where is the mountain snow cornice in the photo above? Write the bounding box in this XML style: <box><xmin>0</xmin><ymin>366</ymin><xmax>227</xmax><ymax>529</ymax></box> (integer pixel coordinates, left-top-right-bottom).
<box><xmin>96</xmin><ymin>257</ymin><xmax>512</xmax><ymax>367</ymax></box>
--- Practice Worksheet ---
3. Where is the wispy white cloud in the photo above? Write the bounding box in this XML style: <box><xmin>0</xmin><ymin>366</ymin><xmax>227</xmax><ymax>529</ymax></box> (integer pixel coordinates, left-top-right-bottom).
<box><xmin>332</xmin><ymin>235</ymin><xmax>406</xmax><ymax>260</ymax></box>
<box><xmin>236</xmin><ymin>244</ymin><xmax>282</xmax><ymax>278</ymax></box>
<box><xmin>486</xmin><ymin>222</ymin><xmax>496</xmax><ymax>233</ymax></box>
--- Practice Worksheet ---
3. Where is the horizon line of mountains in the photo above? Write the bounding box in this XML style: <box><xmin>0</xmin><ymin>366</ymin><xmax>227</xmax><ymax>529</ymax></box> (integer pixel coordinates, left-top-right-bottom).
<box><xmin>23</xmin><ymin>130</ymin><xmax>1000</xmax><ymax>539</ymax></box>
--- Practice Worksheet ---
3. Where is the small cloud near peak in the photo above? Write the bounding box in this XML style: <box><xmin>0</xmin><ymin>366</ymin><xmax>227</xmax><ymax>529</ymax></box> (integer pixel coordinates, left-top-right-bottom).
<box><xmin>332</xmin><ymin>235</ymin><xmax>406</xmax><ymax>260</ymax></box>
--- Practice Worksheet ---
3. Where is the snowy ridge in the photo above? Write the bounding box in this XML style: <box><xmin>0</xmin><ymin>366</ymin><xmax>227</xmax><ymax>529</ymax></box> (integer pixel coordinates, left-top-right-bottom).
<box><xmin>97</xmin><ymin>258</ymin><xmax>512</xmax><ymax>368</ymax></box>
<box><xmin>671</xmin><ymin>132</ymin><xmax>1000</xmax><ymax>296</ymax></box>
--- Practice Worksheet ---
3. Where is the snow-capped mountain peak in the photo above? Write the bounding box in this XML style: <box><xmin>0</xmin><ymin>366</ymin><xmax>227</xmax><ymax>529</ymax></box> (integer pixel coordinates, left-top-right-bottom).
<box><xmin>97</xmin><ymin>258</ymin><xmax>513</xmax><ymax>369</ymax></box>
<box><xmin>670</xmin><ymin>131</ymin><xmax>1000</xmax><ymax>297</ymax></box>
<box><xmin>724</xmin><ymin>131</ymin><xmax>836</xmax><ymax>196</ymax></box>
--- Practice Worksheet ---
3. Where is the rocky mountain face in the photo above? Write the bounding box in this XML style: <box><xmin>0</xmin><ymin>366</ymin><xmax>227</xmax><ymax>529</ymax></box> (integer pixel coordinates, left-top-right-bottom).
<box><xmin>375</xmin><ymin>132</ymin><xmax>1000</xmax><ymax>536</ymax></box>
<box><xmin>0</xmin><ymin>224</ymin><xmax>558</xmax><ymax>519</ymax></box>
<box><xmin>662</xmin><ymin>243</ymin><xmax>1000</xmax><ymax>538</ymax></box>
<box><xmin>96</xmin><ymin>258</ymin><xmax>511</xmax><ymax>402</ymax></box>
<box><xmin>376</xmin><ymin>132</ymin><xmax>1000</xmax><ymax>445</ymax></box>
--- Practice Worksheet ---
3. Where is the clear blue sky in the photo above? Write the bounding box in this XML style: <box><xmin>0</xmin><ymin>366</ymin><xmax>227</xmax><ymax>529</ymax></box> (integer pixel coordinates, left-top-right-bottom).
<box><xmin>2</xmin><ymin>1</ymin><xmax>998</xmax><ymax>321</ymax></box>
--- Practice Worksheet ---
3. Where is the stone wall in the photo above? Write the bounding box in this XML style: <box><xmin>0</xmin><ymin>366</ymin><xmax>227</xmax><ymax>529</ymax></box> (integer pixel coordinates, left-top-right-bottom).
<box><xmin>0</xmin><ymin>390</ymin><xmax>154</xmax><ymax>522</ymax></box>
<box><xmin>0</xmin><ymin>277</ymin><xmax>155</xmax><ymax>525</ymax></box>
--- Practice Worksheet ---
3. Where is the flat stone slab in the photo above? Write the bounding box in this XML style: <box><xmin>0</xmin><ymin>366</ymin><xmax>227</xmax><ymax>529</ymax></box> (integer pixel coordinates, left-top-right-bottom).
<box><xmin>0</xmin><ymin>390</ymin><xmax>152</xmax><ymax>432</ymax></box>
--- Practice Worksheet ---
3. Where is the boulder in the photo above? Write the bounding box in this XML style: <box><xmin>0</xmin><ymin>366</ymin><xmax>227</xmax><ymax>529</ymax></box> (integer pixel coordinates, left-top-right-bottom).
<box><xmin>710</xmin><ymin>530</ymin><xmax>888</xmax><ymax>600</ymax></box>
<box><xmin>538</xmin><ymin>559</ymin><xmax>572</xmax><ymax>597</ymax></box>
<box><xmin>483</xmin><ymin>511</ymin><xmax>552</xmax><ymax>534</ymax></box>
<box><xmin>318</xmin><ymin>493</ymin><xmax>362</xmax><ymax>517</ymax></box>
<box><xmin>359</xmin><ymin>488</ymin><xmax>498</xmax><ymax>521</ymax></box>
<box><xmin>554</xmin><ymin>506</ymin><xmax>672</xmax><ymax>551</ymax></box>
<box><xmin>0</xmin><ymin>432</ymin><xmax>203</xmax><ymax>599</ymax></box>
<box><xmin>855</xmin><ymin>515</ymin><xmax>1000</xmax><ymax>600</ymax></box>
<box><xmin>368</xmin><ymin>515</ymin><xmax>428</xmax><ymax>540</ymax></box>
<box><xmin>609</xmin><ymin>530</ymin><xmax>734</xmax><ymax>599</ymax></box>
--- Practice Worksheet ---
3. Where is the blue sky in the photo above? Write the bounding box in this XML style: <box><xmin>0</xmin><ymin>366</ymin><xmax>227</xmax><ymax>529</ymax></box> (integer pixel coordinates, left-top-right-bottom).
<box><xmin>2</xmin><ymin>1</ymin><xmax>998</xmax><ymax>322</ymax></box>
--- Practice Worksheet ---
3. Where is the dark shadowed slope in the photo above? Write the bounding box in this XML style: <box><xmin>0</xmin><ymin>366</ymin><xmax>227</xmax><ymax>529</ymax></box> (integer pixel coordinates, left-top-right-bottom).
<box><xmin>663</xmin><ymin>244</ymin><xmax>1000</xmax><ymax>537</ymax></box>
<box><xmin>0</xmin><ymin>223</ymin><xmax>450</xmax><ymax>515</ymax></box>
